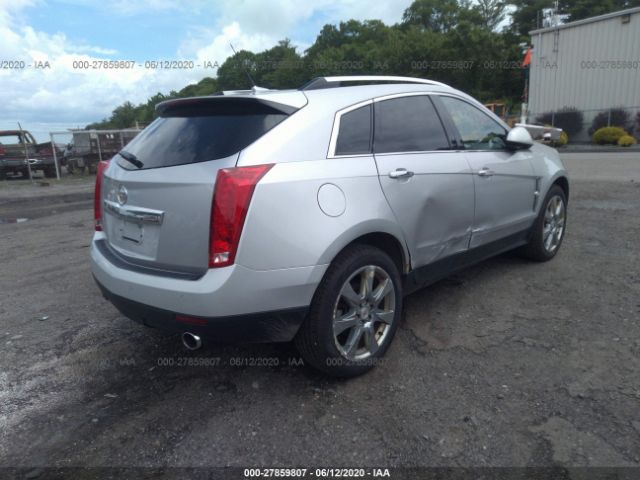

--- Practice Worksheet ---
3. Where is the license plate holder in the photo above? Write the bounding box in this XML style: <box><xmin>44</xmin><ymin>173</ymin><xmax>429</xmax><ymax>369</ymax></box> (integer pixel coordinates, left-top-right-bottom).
<box><xmin>120</xmin><ymin>219</ymin><xmax>143</xmax><ymax>244</ymax></box>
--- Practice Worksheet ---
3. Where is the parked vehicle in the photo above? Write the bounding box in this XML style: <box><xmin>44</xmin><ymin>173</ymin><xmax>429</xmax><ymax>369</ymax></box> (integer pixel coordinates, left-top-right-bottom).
<box><xmin>91</xmin><ymin>76</ymin><xmax>569</xmax><ymax>377</ymax></box>
<box><xmin>64</xmin><ymin>130</ymin><xmax>140</xmax><ymax>174</ymax></box>
<box><xmin>0</xmin><ymin>130</ymin><xmax>62</xmax><ymax>179</ymax></box>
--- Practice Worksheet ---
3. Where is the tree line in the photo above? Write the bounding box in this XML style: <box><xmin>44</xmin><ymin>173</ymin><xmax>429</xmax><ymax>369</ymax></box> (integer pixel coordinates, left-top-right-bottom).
<box><xmin>87</xmin><ymin>0</ymin><xmax>640</xmax><ymax>130</ymax></box>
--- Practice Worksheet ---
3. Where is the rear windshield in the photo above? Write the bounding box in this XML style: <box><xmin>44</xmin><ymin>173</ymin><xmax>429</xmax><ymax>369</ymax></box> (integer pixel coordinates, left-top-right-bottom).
<box><xmin>116</xmin><ymin>101</ymin><xmax>289</xmax><ymax>170</ymax></box>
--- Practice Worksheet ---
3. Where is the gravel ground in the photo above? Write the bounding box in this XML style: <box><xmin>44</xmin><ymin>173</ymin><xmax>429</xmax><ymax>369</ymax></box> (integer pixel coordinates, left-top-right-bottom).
<box><xmin>0</xmin><ymin>154</ymin><xmax>639</xmax><ymax>473</ymax></box>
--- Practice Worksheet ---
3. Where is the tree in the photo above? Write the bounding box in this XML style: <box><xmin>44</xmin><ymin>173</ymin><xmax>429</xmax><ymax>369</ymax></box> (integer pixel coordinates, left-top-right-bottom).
<box><xmin>509</xmin><ymin>0</ymin><xmax>556</xmax><ymax>37</ymax></box>
<box><xmin>305</xmin><ymin>20</ymin><xmax>398</xmax><ymax>76</ymax></box>
<box><xmin>216</xmin><ymin>49</ymin><xmax>258</xmax><ymax>90</ymax></box>
<box><xmin>253</xmin><ymin>39</ymin><xmax>307</xmax><ymax>88</ymax></box>
<box><xmin>108</xmin><ymin>102</ymin><xmax>137</xmax><ymax>129</ymax></box>
<box><xmin>510</xmin><ymin>0</ymin><xmax>640</xmax><ymax>37</ymax></box>
<box><xmin>401</xmin><ymin>0</ymin><xmax>460</xmax><ymax>32</ymax></box>
<box><xmin>88</xmin><ymin>2</ymin><xmax>542</xmax><ymax>130</ymax></box>
<box><xmin>476</xmin><ymin>0</ymin><xmax>508</xmax><ymax>30</ymax></box>
<box><xmin>564</xmin><ymin>0</ymin><xmax>640</xmax><ymax>21</ymax></box>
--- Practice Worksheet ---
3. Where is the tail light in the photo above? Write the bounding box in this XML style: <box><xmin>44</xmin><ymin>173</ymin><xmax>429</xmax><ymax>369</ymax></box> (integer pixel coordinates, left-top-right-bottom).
<box><xmin>209</xmin><ymin>164</ymin><xmax>273</xmax><ymax>268</ymax></box>
<box><xmin>94</xmin><ymin>160</ymin><xmax>110</xmax><ymax>231</ymax></box>
<box><xmin>0</xmin><ymin>144</ymin><xmax>5</xmax><ymax>156</ymax></box>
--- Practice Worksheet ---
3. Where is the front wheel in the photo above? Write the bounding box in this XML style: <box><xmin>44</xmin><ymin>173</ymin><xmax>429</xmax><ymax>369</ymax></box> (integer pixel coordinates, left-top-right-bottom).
<box><xmin>295</xmin><ymin>245</ymin><xmax>402</xmax><ymax>378</ymax></box>
<box><xmin>520</xmin><ymin>185</ymin><xmax>567</xmax><ymax>261</ymax></box>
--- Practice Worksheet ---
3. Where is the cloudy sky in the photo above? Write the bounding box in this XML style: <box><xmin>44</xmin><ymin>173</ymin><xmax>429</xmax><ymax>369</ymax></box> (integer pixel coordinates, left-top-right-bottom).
<box><xmin>0</xmin><ymin>0</ymin><xmax>412</xmax><ymax>141</ymax></box>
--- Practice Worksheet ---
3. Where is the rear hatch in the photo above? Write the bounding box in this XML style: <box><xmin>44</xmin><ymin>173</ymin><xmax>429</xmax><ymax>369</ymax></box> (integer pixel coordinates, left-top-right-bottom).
<box><xmin>100</xmin><ymin>94</ymin><xmax>303</xmax><ymax>277</ymax></box>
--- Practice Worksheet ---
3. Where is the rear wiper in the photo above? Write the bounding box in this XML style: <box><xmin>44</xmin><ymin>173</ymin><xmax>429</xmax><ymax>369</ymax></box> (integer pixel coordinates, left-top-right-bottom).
<box><xmin>118</xmin><ymin>150</ymin><xmax>144</xmax><ymax>169</ymax></box>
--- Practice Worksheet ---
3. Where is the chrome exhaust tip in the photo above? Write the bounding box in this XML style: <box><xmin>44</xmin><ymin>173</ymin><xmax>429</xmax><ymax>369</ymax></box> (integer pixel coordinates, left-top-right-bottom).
<box><xmin>182</xmin><ymin>332</ymin><xmax>202</xmax><ymax>351</ymax></box>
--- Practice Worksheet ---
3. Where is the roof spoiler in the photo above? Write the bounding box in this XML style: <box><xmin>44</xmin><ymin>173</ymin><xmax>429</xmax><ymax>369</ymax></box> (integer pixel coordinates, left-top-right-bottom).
<box><xmin>155</xmin><ymin>95</ymin><xmax>301</xmax><ymax>116</ymax></box>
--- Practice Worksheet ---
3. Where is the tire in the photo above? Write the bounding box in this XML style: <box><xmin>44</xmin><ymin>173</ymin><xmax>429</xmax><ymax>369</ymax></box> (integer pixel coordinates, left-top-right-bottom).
<box><xmin>87</xmin><ymin>163</ymin><xmax>97</xmax><ymax>175</ymax></box>
<box><xmin>520</xmin><ymin>185</ymin><xmax>567</xmax><ymax>262</ymax></box>
<box><xmin>44</xmin><ymin>167</ymin><xmax>57</xmax><ymax>178</ymax></box>
<box><xmin>295</xmin><ymin>245</ymin><xmax>403</xmax><ymax>378</ymax></box>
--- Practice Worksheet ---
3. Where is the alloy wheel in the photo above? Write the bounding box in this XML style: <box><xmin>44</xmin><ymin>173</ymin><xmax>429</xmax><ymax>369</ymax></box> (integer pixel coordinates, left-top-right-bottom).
<box><xmin>332</xmin><ymin>265</ymin><xmax>396</xmax><ymax>360</ymax></box>
<box><xmin>543</xmin><ymin>195</ymin><xmax>566</xmax><ymax>253</ymax></box>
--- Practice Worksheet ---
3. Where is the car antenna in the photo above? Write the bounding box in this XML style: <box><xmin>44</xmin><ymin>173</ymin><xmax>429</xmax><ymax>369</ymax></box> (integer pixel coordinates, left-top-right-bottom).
<box><xmin>229</xmin><ymin>43</ymin><xmax>257</xmax><ymax>89</ymax></box>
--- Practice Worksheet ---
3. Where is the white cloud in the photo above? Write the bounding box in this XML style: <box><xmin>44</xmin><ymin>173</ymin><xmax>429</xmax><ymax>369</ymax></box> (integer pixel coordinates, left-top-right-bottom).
<box><xmin>0</xmin><ymin>2</ymin><xmax>205</xmax><ymax>129</ymax></box>
<box><xmin>179</xmin><ymin>21</ymin><xmax>276</xmax><ymax>61</ymax></box>
<box><xmin>0</xmin><ymin>0</ymin><xmax>414</xmax><ymax>136</ymax></box>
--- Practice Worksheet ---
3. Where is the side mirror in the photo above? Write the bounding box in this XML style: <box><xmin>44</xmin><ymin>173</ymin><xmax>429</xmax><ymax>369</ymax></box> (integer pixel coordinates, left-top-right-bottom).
<box><xmin>506</xmin><ymin>126</ymin><xmax>534</xmax><ymax>150</ymax></box>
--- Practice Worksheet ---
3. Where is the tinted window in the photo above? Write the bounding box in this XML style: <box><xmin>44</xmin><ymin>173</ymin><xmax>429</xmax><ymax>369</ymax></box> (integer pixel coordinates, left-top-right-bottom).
<box><xmin>374</xmin><ymin>96</ymin><xmax>449</xmax><ymax>153</ymax></box>
<box><xmin>117</xmin><ymin>102</ymin><xmax>288</xmax><ymax>170</ymax></box>
<box><xmin>439</xmin><ymin>96</ymin><xmax>507</xmax><ymax>150</ymax></box>
<box><xmin>335</xmin><ymin>104</ymin><xmax>371</xmax><ymax>155</ymax></box>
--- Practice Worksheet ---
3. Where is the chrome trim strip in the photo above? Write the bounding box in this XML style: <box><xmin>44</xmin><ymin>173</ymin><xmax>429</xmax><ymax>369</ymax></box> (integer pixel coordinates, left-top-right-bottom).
<box><xmin>104</xmin><ymin>200</ymin><xmax>165</xmax><ymax>225</ymax></box>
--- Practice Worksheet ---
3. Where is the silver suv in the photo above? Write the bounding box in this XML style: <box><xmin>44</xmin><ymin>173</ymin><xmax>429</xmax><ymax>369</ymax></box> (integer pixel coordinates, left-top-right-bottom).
<box><xmin>91</xmin><ymin>76</ymin><xmax>569</xmax><ymax>377</ymax></box>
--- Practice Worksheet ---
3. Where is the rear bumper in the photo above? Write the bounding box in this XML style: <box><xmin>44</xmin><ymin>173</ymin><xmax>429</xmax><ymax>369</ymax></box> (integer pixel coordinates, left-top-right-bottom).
<box><xmin>90</xmin><ymin>233</ymin><xmax>327</xmax><ymax>342</ymax></box>
<box><xmin>95</xmin><ymin>278</ymin><xmax>308</xmax><ymax>342</ymax></box>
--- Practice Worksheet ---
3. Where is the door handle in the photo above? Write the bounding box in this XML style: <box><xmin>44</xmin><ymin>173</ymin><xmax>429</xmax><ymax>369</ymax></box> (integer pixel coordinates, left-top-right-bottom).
<box><xmin>478</xmin><ymin>167</ymin><xmax>495</xmax><ymax>177</ymax></box>
<box><xmin>389</xmin><ymin>168</ymin><xmax>414</xmax><ymax>179</ymax></box>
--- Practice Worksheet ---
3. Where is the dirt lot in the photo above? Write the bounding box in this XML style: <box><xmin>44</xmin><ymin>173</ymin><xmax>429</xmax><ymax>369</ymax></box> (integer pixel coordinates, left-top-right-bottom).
<box><xmin>0</xmin><ymin>154</ymin><xmax>639</xmax><ymax>474</ymax></box>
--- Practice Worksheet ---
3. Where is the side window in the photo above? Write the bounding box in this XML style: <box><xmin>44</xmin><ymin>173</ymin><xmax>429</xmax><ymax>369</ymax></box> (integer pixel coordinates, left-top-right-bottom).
<box><xmin>335</xmin><ymin>104</ymin><xmax>371</xmax><ymax>155</ymax></box>
<box><xmin>374</xmin><ymin>96</ymin><xmax>450</xmax><ymax>153</ymax></box>
<box><xmin>439</xmin><ymin>96</ymin><xmax>507</xmax><ymax>150</ymax></box>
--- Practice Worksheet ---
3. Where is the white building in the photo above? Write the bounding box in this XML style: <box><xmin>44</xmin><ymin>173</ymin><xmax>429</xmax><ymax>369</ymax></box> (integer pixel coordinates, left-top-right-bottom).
<box><xmin>528</xmin><ymin>7</ymin><xmax>640</xmax><ymax>139</ymax></box>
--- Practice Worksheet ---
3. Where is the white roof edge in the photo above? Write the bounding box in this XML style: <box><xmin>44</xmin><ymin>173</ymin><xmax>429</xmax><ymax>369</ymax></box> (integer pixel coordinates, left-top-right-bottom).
<box><xmin>529</xmin><ymin>6</ymin><xmax>640</xmax><ymax>34</ymax></box>
<box><xmin>321</xmin><ymin>75</ymin><xmax>450</xmax><ymax>88</ymax></box>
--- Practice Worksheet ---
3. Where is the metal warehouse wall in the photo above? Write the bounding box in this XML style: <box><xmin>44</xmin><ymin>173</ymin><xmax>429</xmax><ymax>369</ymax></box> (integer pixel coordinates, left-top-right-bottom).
<box><xmin>529</xmin><ymin>8</ymin><xmax>640</xmax><ymax>119</ymax></box>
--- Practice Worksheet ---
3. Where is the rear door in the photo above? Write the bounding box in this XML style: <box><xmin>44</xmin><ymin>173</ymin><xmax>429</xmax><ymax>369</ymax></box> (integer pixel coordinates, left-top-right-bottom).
<box><xmin>435</xmin><ymin>95</ymin><xmax>538</xmax><ymax>248</ymax></box>
<box><xmin>100</xmin><ymin>98</ymin><xmax>293</xmax><ymax>276</ymax></box>
<box><xmin>371</xmin><ymin>94</ymin><xmax>475</xmax><ymax>268</ymax></box>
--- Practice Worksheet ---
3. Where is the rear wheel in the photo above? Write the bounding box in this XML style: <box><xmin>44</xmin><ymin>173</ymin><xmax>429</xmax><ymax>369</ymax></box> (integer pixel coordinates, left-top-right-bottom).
<box><xmin>44</xmin><ymin>167</ymin><xmax>57</xmax><ymax>178</ymax></box>
<box><xmin>295</xmin><ymin>245</ymin><xmax>402</xmax><ymax>378</ymax></box>
<box><xmin>520</xmin><ymin>185</ymin><xmax>567</xmax><ymax>261</ymax></box>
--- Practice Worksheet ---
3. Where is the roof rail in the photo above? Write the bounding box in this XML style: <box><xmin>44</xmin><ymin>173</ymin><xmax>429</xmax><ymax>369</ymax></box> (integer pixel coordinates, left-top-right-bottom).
<box><xmin>301</xmin><ymin>75</ymin><xmax>450</xmax><ymax>90</ymax></box>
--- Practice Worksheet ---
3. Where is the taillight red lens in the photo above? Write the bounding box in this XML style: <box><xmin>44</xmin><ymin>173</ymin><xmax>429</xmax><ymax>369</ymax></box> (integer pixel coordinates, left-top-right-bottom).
<box><xmin>94</xmin><ymin>160</ymin><xmax>109</xmax><ymax>231</ymax></box>
<box><xmin>209</xmin><ymin>164</ymin><xmax>273</xmax><ymax>268</ymax></box>
<box><xmin>0</xmin><ymin>144</ymin><xmax>5</xmax><ymax>156</ymax></box>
